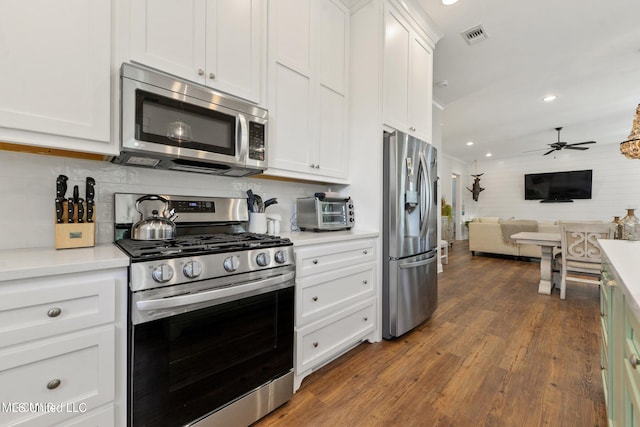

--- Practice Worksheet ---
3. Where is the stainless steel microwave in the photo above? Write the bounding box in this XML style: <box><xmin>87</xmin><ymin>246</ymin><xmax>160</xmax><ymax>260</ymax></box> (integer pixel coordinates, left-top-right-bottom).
<box><xmin>112</xmin><ymin>63</ymin><xmax>267</xmax><ymax>177</ymax></box>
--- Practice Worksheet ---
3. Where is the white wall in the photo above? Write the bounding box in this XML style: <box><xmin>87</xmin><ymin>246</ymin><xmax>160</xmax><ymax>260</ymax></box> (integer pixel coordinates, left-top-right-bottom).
<box><xmin>0</xmin><ymin>151</ymin><xmax>333</xmax><ymax>250</ymax></box>
<box><xmin>462</xmin><ymin>143</ymin><xmax>640</xmax><ymax>222</ymax></box>
<box><xmin>439</xmin><ymin>153</ymin><xmax>470</xmax><ymax>239</ymax></box>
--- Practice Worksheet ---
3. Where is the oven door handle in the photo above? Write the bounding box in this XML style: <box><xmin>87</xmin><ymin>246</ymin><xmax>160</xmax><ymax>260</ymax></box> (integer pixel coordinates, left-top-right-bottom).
<box><xmin>136</xmin><ymin>271</ymin><xmax>295</xmax><ymax>312</ymax></box>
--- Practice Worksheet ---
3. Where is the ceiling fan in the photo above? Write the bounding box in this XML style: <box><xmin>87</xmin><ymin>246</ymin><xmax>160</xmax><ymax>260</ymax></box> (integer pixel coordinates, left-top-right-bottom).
<box><xmin>542</xmin><ymin>127</ymin><xmax>596</xmax><ymax>156</ymax></box>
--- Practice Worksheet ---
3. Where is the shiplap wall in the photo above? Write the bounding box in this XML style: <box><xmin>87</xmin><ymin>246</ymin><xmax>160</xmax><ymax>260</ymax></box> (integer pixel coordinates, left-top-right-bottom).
<box><xmin>464</xmin><ymin>143</ymin><xmax>640</xmax><ymax>222</ymax></box>
<box><xmin>0</xmin><ymin>151</ymin><xmax>334</xmax><ymax>250</ymax></box>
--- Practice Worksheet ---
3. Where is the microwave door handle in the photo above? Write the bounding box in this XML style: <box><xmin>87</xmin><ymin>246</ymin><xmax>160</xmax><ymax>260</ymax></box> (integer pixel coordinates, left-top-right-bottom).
<box><xmin>237</xmin><ymin>114</ymin><xmax>248</xmax><ymax>161</ymax></box>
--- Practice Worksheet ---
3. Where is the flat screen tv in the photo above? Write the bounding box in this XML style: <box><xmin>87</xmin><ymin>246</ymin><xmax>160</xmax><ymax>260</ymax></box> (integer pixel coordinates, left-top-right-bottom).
<box><xmin>524</xmin><ymin>169</ymin><xmax>593</xmax><ymax>202</ymax></box>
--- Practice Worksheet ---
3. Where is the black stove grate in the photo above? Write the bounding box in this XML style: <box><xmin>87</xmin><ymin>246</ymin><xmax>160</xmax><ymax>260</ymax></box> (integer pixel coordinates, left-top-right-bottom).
<box><xmin>115</xmin><ymin>233</ymin><xmax>291</xmax><ymax>260</ymax></box>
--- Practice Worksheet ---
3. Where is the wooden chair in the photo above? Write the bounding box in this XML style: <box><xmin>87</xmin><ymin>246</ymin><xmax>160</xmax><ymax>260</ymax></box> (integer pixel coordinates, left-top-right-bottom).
<box><xmin>440</xmin><ymin>240</ymin><xmax>449</xmax><ymax>265</ymax></box>
<box><xmin>557</xmin><ymin>222</ymin><xmax>614</xmax><ymax>299</ymax></box>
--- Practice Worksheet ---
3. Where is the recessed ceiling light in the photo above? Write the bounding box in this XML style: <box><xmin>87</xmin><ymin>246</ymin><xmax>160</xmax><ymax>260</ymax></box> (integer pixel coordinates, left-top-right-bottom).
<box><xmin>466</xmin><ymin>141</ymin><xmax>474</xmax><ymax>146</ymax></box>
<box><xmin>442</xmin><ymin>0</ymin><xmax>458</xmax><ymax>5</ymax></box>
<box><xmin>485</xmin><ymin>153</ymin><xmax>492</xmax><ymax>157</ymax></box>
<box><xmin>542</xmin><ymin>95</ymin><xmax>557</xmax><ymax>102</ymax></box>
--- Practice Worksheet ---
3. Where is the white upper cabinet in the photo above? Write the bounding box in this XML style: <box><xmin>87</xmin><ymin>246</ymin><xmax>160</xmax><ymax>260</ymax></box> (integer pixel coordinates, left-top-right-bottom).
<box><xmin>266</xmin><ymin>0</ymin><xmax>349</xmax><ymax>183</ymax></box>
<box><xmin>0</xmin><ymin>0</ymin><xmax>114</xmax><ymax>155</ymax></box>
<box><xmin>383</xmin><ymin>1</ymin><xmax>433</xmax><ymax>142</ymax></box>
<box><xmin>130</xmin><ymin>0</ymin><xmax>265</xmax><ymax>104</ymax></box>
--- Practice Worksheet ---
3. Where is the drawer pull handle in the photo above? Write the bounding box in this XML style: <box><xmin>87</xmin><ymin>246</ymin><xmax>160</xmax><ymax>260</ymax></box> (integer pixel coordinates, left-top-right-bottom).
<box><xmin>631</xmin><ymin>354</ymin><xmax>639</xmax><ymax>369</ymax></box>
<box><xmin>312</xmin><ymin>342</ymin><xmax>319</xmax><ymax>348</ymax></box>
<box><xmin>363</xmin><ymin>250</ymin><xmax>368</xmax><ymax>255</ymax></box>
<box><xmin>363</xmin><ymin>317</ymin><xmax>368</xmax><ymax>322</ymax></box>
<box><xmin>47</xmin><ymin>307</ymin><xmax>62</xmax><ymax>318</ymax></box>
<box><xmin>312</xmin><ymin>259</ymin><xmax>318</xmax><ymax>265</ymax></box>
<box><xmin>363</xmin><ymin>280</ymin><xmax>368</xmax><ymax>285</ymax></box>
<box><xmin>47</xmin><ymin>379</ymin><xmax>61</xmax><ymax>390</ymax></box>
<box><xmin>312</xmin><ymin>296</ymin><xmax>318</xmax><ymax>302</ymax></box>
<box><xmin>198</xmin><ymin>68</ymin><xmax>204</xmax><ymax>76</ymax></box>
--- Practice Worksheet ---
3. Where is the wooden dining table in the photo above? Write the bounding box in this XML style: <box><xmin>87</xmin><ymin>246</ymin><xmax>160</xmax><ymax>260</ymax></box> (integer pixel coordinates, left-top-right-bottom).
<box><xmin>510</xmin><ymin>231</ymin><xmax>562</xmax><ymax>295</ymax></box>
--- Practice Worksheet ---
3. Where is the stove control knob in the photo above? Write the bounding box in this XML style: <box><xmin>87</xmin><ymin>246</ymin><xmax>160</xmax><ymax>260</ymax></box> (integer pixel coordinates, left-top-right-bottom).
<box><xmin>256</xmin><ymin>252</ymin><xmax>271</xmax><ymax>267</ymax></box>
<box><xmin>223</xmin><ymin>255</ymin><xmax>240</xmax><ymax>272</ymax></box>
<box><xmin>274</xmin><ymin>250</ymin><xmax>287</xmax><ymax>264</ymax></box>
<box><xmin>152</xmin><ymin>264</ymin><xmax>174</xmax><ymax>283</ymax></box>
<box><xmin>183</xmin><ymin>260</ymin><xmax>202</xmax><ymax>278</ymax></box>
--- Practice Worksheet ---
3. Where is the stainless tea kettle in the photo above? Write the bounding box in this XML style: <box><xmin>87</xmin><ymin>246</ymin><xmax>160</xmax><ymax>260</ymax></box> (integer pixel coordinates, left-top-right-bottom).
<box><xmin>131</xmin><ymin>195</ymin><xmax>177</xmax><ymax>240</ymax></box>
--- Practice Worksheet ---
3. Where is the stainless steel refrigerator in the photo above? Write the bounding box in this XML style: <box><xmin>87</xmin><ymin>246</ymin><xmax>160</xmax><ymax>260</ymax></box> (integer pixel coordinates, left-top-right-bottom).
<box><xmin>382</xmin><ymin>130</ymin><xmax>438</xmax><ymax>339</ymax></box>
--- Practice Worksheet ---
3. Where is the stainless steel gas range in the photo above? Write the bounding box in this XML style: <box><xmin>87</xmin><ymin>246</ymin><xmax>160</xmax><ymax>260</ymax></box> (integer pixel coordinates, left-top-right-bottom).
<box><xmin>114</xmin><ymin>194</ymin><xmax>294</xmax><ymax>427</ymax></box>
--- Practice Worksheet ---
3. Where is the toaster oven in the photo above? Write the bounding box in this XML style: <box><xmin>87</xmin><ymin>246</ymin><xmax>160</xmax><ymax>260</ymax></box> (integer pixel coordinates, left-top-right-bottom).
<box><xmin>296</xmin><ymin>197</ymin><xmax>355</xmax><ymax>231</ymax></box>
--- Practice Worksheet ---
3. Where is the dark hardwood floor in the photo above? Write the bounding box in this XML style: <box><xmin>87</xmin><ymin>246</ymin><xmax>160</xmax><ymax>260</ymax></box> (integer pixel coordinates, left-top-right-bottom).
<box><xmin>255</xmin><ymin>242</ymin><xmax>607</xmax><ymax>427</ymax></box>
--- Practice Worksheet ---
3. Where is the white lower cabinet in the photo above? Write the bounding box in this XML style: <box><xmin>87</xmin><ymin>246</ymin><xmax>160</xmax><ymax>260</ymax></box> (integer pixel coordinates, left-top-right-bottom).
<box><xmin>294</xmin><ymin>238</ymin><xmax>377</xmax><ymax>391</ymax></box>
<box><xmin>0</xmin><ymin>268</ymin><xmax>127</xmax><ymax>427</ymax></box>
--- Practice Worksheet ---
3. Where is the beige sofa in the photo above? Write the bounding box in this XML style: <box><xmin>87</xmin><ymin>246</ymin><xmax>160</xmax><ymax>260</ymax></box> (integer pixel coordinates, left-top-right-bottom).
<box><xmin>468</xmin><ymin>217</ymin><xmax>560</xmax><ymax>258</ymax></box>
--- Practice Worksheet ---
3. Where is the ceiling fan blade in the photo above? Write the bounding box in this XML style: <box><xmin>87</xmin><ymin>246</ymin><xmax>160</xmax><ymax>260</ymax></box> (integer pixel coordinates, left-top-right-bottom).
<box><xmin>523</xmin><ymin>148</ymin><xmax>552</xmax><ymax>153</ymax></box>
<box><xmin>567</xmin><ymin>141</ymin><xmax>596</xmax><ymax>146</ymax></box>
<box><xmin>564</xmin><ymin>146</ymin><xmax>589</xmax><ymax>150</ymax></box>
<box><xmin>543</xmin><ymin>149</ymin><xmax>556</xmax><ymax>156</ymax></box>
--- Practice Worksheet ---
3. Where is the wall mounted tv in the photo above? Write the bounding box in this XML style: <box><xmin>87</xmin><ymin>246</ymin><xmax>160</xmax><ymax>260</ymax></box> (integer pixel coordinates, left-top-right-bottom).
<box><xmin>524</xmin><ymin>169</ymin><xmax>593</xmax><ymax>202</ymax></box>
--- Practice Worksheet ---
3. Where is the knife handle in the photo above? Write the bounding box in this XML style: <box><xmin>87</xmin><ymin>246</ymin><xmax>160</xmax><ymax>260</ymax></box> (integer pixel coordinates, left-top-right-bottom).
<box><xmin>77</xmin><ymin>198</ymin><xmax>85</xmax><ymax>223</ymax></box>
<box><xmin>67</xmin><ymin>198</ymin><xmax>75</xmax><ymax>223</ymax></box>
<box><xmin>55</xmin><ymin>198</ymin><xmax>64</xmax><ymax>224</ymax></box>
<box><xmin>86</xmin><ymin>199</ymin><xmax>94</xmax><ymax>223</ymax></box>
<box><xmin>56</xmin><ymin>175</ymin><xmax>68</xmax><ymax>198</ymax></box>
<box><xmin>86</xmin><ymin>177</ymin><xmax>95</xmax><ymax>201</ymax></box>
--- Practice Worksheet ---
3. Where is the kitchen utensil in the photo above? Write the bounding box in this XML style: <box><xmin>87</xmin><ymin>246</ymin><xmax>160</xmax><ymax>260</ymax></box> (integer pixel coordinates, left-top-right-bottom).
<box><xmin>254</xmin><ymin>195</ymin><xmax>263</xmax><ymax>212</ymax></box>
<box><xmin>56</xmin><ymin>175</ymin><xmax>68</xmax><ymax>199</ymax></box>
<box><xmin>77</xmin><ymin>198</ymin><xmax>85</xmax><ymax>223</ymax></box>
<box><xmin>246</xmin><ymin>190</ymin><xmax>255</xmax><ymax>212</ymax></box>
<box><xmin>55</xmin><ymin>198</ymin><xmax>64</xmax><ymax>223</ymax></box>
<box><xmin>67</xmin><ymin>198</ymin><xmax>75</xmax><ymax>223</ymax></box>
<box><xmin>264</xmin><ymin>198</ymin><xmax>278</xmax><ymax>209</ymax></box>
<box><xmin>86</xmin><ymin>177</ymin><xmax>95</xmax><ymax>223</ymax></box>
<box><xmin>132</xmin><ymin>195</ymin><xmax>176</xmax><ymax>240</ymax></box>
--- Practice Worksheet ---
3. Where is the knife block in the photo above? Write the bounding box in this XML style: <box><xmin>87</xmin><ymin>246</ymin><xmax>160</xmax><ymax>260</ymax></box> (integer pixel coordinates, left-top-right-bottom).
<box><xmin>55</xmin><ymin>200</ymin><xmax>95</xmax><ymax>249</ymax></box>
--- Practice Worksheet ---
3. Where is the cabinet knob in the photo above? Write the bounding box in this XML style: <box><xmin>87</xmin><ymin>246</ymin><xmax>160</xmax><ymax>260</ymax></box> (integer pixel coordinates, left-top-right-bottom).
<box><xmin>209</xmin><ymin>72</ymin><xmax>215</xmax><ymax>79</ymax></box>
<box><xmin>312</xmin><ymin>296</ymin><xmax>318</xmax><ymax>302</ymax></box>
<box><xmin>315</xmin><ymin>164</ymin><xmax>320</xmax><ymax>169</ymax></box>
<box><xmin>363</xmin><ymin>280</ymin><xmax>368</xmax><ymax>285</ymax></box>
<box><xmin>198</xmin><ymin>68</ymin><xmax>205</xmax><ymax>76</ymax></box>
<box><xmin>47</xmin><ymin>379</ymin><xmax>61</xmax><ymax>390</ymax></box>
<box><xmin>47</xmin><ymin>307</ymin><xmax>62</xmax><ymax>318</ymax></box>
<box><xmin>310</xmin><ymin>163</ymin><xmax>315</xmax><ymax>168</ymax></box>
<box><xmin>363</xmin><ymin>250</ymin><xmax>368</xmax><ymax>255</ymax></box>
<box><xmin>631</xmin><ymin>354</ymin><xmax>639</xmax><ymax>369</ymax></box>
<box><xmin>409</xmin><ymin>126</ymin><xmax>416</xmax><ymax>131</ymax></box>
<box><xmin>312</xmin><ymin>342</ymin><xmax>319</xmax><ymax>348</ymax></box>
<box><xmin>312</xmin><ymin>259</ymin><xmax>318</xmax><ymax>265</ymax></box>
<box><xmin>363</xmin><ymin>317</ymin><xmax>368</xmax><ymax>322</ymax></box>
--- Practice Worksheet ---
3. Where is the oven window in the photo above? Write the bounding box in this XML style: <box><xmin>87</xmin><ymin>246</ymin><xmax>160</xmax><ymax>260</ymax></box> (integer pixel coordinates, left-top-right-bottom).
<box><xmin>130</xmin><ymin>287</ymin><xmax>293</xmax><ymax>427</ymax></box>
<box><xmin>135</xmin><ymin>90</ymin><xmax>236</xmax><ymax>155</ymax></box>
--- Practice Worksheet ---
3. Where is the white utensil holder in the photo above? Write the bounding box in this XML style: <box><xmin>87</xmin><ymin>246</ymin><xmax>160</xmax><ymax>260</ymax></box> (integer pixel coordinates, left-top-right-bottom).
<box><xmin>248</xmin><ymin>212</ymin><xmax>267</xmax><ymax>234</ymax></box>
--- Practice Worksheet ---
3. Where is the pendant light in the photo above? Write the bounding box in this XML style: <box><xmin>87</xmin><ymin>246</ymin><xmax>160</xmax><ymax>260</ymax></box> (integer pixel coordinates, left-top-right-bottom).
<box><xmin>620</xmin><ymin>104</ymin><xmax>640</xmax><ymax>159</ymax></box>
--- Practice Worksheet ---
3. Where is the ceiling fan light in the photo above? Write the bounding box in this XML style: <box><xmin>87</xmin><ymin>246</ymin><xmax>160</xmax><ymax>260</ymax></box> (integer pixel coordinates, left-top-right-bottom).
<box><xmin>542</xmin><ymin>95</ymin><xmax>557</xmax><ymax>102</ymax></box>
<box><xmin>620</xmin><ymin>104</ymin><xmax>640</xmax><ymax>159</ymax></box>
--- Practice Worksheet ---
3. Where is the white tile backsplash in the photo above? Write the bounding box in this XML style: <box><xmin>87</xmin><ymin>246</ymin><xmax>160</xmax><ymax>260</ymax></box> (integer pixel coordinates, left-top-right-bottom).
<box><xmin>0</xmin><ymin>150</ymin><xmax>335</xmax><ymax>250</ymax></box>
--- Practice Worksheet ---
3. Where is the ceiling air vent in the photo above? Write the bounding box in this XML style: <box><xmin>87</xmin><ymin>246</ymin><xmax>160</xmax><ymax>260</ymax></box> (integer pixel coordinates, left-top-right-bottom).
<box><xmin>461</xmin><ymin>25</ymin><xmax>488</xmax><ymax>45</ymax></box>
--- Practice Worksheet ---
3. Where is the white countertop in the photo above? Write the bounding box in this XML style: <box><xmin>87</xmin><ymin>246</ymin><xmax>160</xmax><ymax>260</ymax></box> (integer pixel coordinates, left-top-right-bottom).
<box><xmin>600</xmin><ymin>240</ymin><xmax>640</xmax><ymax>319</ymax></box>
<box><xmin>0</xmin><ymin>244</ymin><xmax>130</xmax><ymax>282</ymax></box>
<box><xmin>282</xmin><ymin>229</ymin><xmax>379</xmax><ymax>246</ymax></box>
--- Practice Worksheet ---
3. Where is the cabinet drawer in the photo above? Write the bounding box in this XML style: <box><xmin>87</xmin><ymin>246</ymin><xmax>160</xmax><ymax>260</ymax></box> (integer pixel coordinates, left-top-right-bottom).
<box><xmin>297</xmin><ymin>263</ymin><xmax>374</xmax><ymax>325</ymax></box>
<box><xmin>0</xmin><ymin>270</ymin><xmax>116</xmax><ymax>347</ymax></box>
<box><xmin>0</xmin><ymin>326</ymin><xmax>115</xmax><ymax>427</ymax></box>
<box><xmin>295</xmin><ymin>239</ymin><xmax>375</xmax><ymax>277</ymax></box>
<box><xmin>296</xmin><ymin>298</ymin><xmax>375</xmax><ymax>373</ymax></box>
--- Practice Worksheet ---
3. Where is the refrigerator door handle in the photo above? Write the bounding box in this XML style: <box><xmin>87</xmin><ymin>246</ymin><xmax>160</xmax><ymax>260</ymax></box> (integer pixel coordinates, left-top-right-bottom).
<box><xmin>399</xmin><ymin>256</ymin><xmax>436</xmax><ymax>269</ymax></box>
<box><xmin>418</xmin><ymin>151</ymin><xmax>431</xmax><ymax>240</ymax></box>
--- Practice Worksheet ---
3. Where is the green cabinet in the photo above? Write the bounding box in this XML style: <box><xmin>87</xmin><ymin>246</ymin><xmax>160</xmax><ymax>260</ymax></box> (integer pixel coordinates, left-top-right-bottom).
<box><xmin>602</xmin><ymin>245</ymin><xmax>640</xmax><ymax>427</ymax></box>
